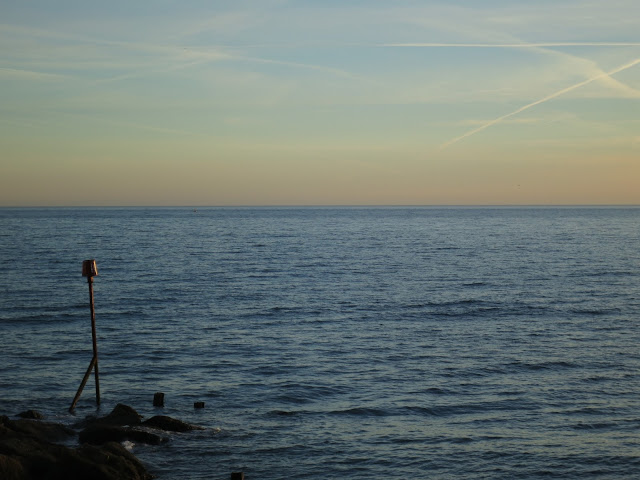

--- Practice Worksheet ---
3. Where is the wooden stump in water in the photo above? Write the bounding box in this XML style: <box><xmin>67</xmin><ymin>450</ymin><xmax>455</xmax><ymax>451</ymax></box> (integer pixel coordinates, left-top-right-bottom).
<box><xmin>153</xmin><ymin>392</ymin><xmax>165</xmax><ymax>407</ymax></box>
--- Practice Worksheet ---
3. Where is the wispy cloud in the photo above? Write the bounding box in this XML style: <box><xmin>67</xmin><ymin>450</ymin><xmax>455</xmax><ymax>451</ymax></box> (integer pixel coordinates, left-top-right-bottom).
<box><xmin>440</xmin><ymin>58</ymin><xmax>640</xmax><ymax>150</ymax></box>
<box><xmin>1</xmin><ymin>20</ymin><xmax>361</xmax><ymax>87</ymax></box>
<box><xmin>381</xmin><ymin>42</ymin><xmax>640</xmax><ymax>48</ymax></box>
<box><xmin>381</xmin><ymin>41</ymin><xmax>640</xmax><ymax>98</ymax></box>
<box><xmin>0</xmin><ymin>67</ymin><xmax>69</xmax><ymax>81</ymax></box>
<box><xmin>532</xmin><ymin>46</ymin><xmax>640</xmax><ymax>99</ymax></box>
<box><xmin>381</xmin><ymin>39</ymin><xmax>640</xmax><ymax>101</ymax></box>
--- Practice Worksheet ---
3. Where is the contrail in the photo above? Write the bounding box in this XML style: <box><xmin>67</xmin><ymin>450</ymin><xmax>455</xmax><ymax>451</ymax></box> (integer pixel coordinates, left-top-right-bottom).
<box><xmin>382</xmin><ymin>42</ymin><xmax>640</xmax><ymax>48</ymax></box>
<box><xmin>440</xmin><ymin>58</ymin><xmax>640</xmax><ymax>150</ymax></box>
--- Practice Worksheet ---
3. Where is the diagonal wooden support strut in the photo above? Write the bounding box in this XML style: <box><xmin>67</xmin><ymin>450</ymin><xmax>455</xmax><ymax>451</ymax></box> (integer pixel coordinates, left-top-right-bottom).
<box><xmin>69</xmin><ymin>356</ymin><xmax>97</xmax><ymax>412</ymax></box>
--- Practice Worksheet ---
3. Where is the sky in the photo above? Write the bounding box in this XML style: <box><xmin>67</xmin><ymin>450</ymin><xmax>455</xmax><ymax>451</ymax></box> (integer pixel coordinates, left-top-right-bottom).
<box><xmin>1</xmin><ymin>0</ymin><xmax>639</xmax><ymax>206</ymax></box>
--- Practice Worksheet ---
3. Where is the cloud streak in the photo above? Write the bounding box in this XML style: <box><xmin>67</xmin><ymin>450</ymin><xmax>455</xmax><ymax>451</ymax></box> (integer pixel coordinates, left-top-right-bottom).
<box><xmin>440</xmin><ymin>57</ymin><xmax>640</xmax><ymax>150</ymax></box>
<box><xmin>0</xmin><ymin>67</ymin><xmax>69</xmax><ymax>81</ymax></box>
<box><xmin>381</xmin><ymin>42</ymin><xmax>640</xmax><ymax>48</ymax></box>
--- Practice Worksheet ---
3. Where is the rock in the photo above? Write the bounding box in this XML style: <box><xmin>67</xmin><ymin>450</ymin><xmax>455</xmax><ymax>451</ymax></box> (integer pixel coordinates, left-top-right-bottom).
<box><xmin>71</xmin><ymin>415</ymin><xmax>96</xmax><ymax>430</ymax></box>
<box><xmin>9</xmin><ymin>419</ymin><xmax>75</xmax><ymax>443</ymax></box>
<box><xmin>0</xmin><ymin>416</ymin><xmax>153</xmax><ymax>480</ymax></box>
<box><xmin>142</xmin><ymin>415</ymin><xmax>204</xmax><ymax>433</ymax></box>
<box><xmin>0</xmin><ymin>453</ymin><xmax>27</xmax><ymax>480</ymax></box>
<box><xmin>17</xmin><ymin>410</ymin><xmax>43</xmax><ymax>420</ymax></box>
<box><xmin>97</xmin><ymin>404</ymin><xmax>143</xmax><ymax>426</ymax></box>
<box><xmin>77</xmin><ymin>404</ymin><xmax>165</xmax><ymax>446</ymax></box>
<box><xmin>74</xmin><ymin>442</ymin><xmax>152</xmax><ymax>479</ymax></box>
<box><xmin>80</xmin><ymin>425</ymin><xmax>167</xmax><ymax>446</ymax></box>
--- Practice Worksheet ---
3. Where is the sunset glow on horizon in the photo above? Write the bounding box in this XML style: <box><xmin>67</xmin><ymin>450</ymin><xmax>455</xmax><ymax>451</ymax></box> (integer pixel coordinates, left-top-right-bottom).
<box><xmin>1</xmin><ymin>1</ymin><xmax>639</xmax><ymax>206</ymax></box>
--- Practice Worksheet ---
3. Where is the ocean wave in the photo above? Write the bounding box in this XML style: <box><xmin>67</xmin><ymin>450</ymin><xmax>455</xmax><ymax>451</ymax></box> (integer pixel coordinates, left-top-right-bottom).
<box><xmin>269</xmin><ymin>410</ymin><xmax>302</xmax><ymax>416</ymax></box>
<box><xmin>330</xmin><ymin>407</ymin><xmax>388</xmax><ymax>417</ymax></box>
<box><xmin>272</xmin><ymin>382</ymin><xmax>350</xmax><ymax>405</ymax></box>
<box><xmin>570</xmin><ymin>308</ymin><xmax>616</xmax><ymax>316</ymax></box>
<box><xmin>572</xmin><ymin>422</ymin><xmax>617</xmax><ymax>430</ymax></box>
<box><xmin>320</xmin><ymin>398</ymin><xmax>537</xmax><ymax>419</ymax></box>
<box><xmin>506</xmin><ymin>360</ymin><xmax>577</xmax><ymax>371</ymax></box>
<box><xmin>0</xmin><ymin>312</ymin><xmax>82</xmax><ymax>325</ymax></box>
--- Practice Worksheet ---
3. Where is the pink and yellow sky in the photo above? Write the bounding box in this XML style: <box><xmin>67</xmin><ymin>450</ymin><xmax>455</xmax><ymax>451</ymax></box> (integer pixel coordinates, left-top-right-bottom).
<box><xmin>1</xmin><ymin>1</ymin><xmax>639</xmax><ymax>206</ymax></box>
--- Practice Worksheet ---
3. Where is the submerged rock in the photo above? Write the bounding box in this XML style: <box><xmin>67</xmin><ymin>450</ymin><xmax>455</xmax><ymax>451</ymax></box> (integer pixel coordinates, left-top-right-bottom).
<box><xmin>80</xmin><ymin>425</ymin><xmax>167</xmax><ymax>446</ymax></box>
<box><xmin>142</xmin><ymin>415</ymin><xmax>204</xmax><ymax>433</ymax></box>
<box><xmin>77</xmin><ymin>405</ymin><xmax>200</xmax><ymax>445</ymax></box>
<box><xmin>17</xmin><ymin>410</ymin><xmax>44</xmax><ymax>420</ymax></box>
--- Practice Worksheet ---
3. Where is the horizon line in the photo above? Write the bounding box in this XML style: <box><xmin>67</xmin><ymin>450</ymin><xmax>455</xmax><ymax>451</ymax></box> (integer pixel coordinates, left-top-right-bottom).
<box><xmin>2</xmin><ymin>204</ymin><xmax>639</xmax><ymax>209</ymax></box>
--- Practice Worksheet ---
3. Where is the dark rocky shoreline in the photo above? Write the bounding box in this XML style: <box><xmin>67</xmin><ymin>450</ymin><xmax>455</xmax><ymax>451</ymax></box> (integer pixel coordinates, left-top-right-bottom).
<box><xmin>0</xmin><ymin>404</ymin><xmax>203</xmax><ymax>480</ymax></box>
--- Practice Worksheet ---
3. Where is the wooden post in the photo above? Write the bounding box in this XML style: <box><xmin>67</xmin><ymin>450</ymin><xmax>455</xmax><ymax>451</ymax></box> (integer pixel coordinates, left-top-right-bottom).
<box><xmin>69</xmin><ymin>260</ymin><xmax>100</xmax><ymax>412</ymax></box>
<box><xmin>153</xmin><ymin>392</ymin><xmax>165</xmax><ymax>407</ymax></box>
<box><xmin>88</xmin><ymin>274</ymin><xmax>100</xmax><ymax>405</ymax></box>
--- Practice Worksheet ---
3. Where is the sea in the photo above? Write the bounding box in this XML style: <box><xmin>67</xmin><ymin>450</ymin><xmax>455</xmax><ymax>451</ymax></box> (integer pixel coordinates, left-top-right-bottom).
<box><xmin>1</xmin><ymin>206</ymin><xmax>639</xmax><ymax>479</ymax></box>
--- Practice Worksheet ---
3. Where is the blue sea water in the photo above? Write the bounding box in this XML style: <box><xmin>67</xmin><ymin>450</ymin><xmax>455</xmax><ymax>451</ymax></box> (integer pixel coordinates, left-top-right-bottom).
<box><xmin>1</xmin><ymin>206</ymin><xmax>639</xmax><ymax>479</ymax></box>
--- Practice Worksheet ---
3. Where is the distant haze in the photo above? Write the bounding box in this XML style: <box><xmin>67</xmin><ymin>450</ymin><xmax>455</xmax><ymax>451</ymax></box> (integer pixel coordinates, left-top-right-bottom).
<box><xmin>1</xmin><ymin>1</ymin><xmax>639</xmax><ymax>206</ymax></box>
